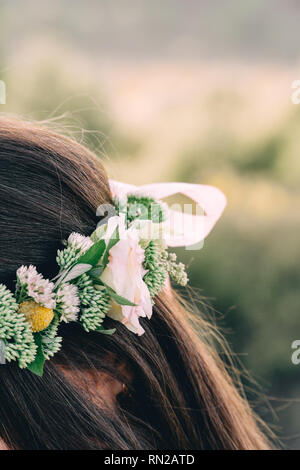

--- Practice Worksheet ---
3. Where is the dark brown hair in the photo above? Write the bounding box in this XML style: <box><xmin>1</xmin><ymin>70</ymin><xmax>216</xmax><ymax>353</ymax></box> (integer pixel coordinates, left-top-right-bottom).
<box><xmin>0</xmin><ymin>118</ymin><xmax>271</xmax><ymax>450</ymax></box>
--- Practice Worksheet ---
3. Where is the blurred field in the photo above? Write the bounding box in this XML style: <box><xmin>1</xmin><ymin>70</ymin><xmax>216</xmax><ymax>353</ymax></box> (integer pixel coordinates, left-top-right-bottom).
<box><xmin>1</xmin><ymin>0</ymin><xmax>300</xmax><ymax>449</ymax></box>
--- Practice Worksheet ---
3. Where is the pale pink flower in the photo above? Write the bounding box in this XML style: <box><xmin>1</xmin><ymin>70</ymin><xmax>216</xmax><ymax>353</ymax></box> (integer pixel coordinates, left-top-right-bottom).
<box><xmin>17</xmin><ymin>265</ymin><xmax>56</xmax><ymax>309</ymax></box>
<box><xmin>101</xmin><ymin>222</ymin><xmax>152</xmax><ymax>336</ymax></box>
<box><xmin>56</xmin><ymin>283</ymin><xmax>80</xmax><ymax>322</ymax></box>
<box><xmin>68</xmin><ymin>233</ymin><xmax>93</xmax><ymax>253</ymax></box>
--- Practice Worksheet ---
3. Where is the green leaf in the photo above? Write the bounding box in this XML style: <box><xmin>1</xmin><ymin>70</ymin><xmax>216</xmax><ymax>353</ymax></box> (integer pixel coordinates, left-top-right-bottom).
<box><xmin>95</xmin><ymin>326</ymin><xmax>116</xmax><ymax>335</ymax></box>
<box><xmin>77</xmin><ymin>239</ymin><xmax>106</xmax><ymax>267</ymax></box>
<box><xmin>89</xmin><ymin>265</ymin><xmax>105</xmax><ymax>280</ymax></box>
<box><xmin>54</xmin><ymin>240</ymin><xmax>107</xmax><ymax>288</ymax></box>
<box><xmin>0</xmin><ymin>339</ymin><xmax>6</xmax><ymax>364</ymax></box>
<box><xmin>102</xmin><ymin>227</ymin><xmax>120</xmax><ymax>268</ymax></box>
<box><xmin>27</xmin><ymin>334</ymin><xmax>45</xmax><ymax>377</ymax></box>
<box><xmin>63</xmin><ymin>263</ymin><xmax>92</xmax><ymax>283</ymax></box>
<box><xmin>90</xmin><ymin>224</ymin><xmax>107</xmax><ymax>243</ymax></box>
<box><xmin>54</xmin><ymin>263</ymin><xmax>93</xmax><ymax>288</ymax></box>
<box><xmin>105</xmin><ymin>285</ymin><xmax>136</xmax><ymax>306</ymax></box>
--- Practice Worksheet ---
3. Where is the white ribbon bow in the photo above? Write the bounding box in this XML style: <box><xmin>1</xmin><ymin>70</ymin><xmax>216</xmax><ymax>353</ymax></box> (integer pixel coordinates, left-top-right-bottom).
<box><xmin>109</xmin><ymin>180</ymin><xmax>227</xmax><ymax>250</ymax></box>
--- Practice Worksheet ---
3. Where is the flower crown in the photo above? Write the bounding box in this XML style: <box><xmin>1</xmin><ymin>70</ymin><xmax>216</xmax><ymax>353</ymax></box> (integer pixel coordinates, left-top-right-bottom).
<box><xmin>0</xmin><ymin>181</ymin><xmax>226</xmax><ymax>376</ymax></box>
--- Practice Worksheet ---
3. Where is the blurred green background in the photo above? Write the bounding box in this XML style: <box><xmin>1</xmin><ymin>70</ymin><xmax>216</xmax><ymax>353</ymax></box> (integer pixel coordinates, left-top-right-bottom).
<box><xmin>1</xmin><ymin>0</ymin><xmax>300</xmax><ymax>448</ymax></box>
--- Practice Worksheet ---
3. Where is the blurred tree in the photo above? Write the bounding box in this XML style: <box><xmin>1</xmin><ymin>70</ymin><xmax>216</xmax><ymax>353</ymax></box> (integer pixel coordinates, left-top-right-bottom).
<box><xmin>5</xmin><ymin>61</ymin><xmax>141</xmax><ymax>159</ymax></box>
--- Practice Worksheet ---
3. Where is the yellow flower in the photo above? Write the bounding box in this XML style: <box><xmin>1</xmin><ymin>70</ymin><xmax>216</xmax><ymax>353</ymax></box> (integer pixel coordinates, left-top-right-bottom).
<box><xmin>18</xmin><ymin>300</ymin><xmax>54</xmax><ymax>333</ymax></box>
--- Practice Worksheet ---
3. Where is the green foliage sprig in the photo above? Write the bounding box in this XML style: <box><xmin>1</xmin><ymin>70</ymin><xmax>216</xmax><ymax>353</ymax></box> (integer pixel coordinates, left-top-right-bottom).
<box><xmin>143</xmin><ymin>241</ymin><xmax>168</xmax><ymax>300</ymax></box>
<box><xmin>0</xmin><ymin>284</ymin><xmax>37</xmax><ymax>368</ymax></box>
<box><xmin>76</xmin><ymin>273</ymin><xmax>111</xmax><ymax>332</ymax></box>
<box><xmin>116</xmin><ymin>194</ymin><xmax>167</xmax><ymax>225</ymax></box>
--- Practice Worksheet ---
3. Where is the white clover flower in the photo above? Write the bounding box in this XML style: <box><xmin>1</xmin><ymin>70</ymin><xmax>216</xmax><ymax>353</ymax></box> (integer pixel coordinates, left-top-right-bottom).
<box><xmin>56</xmin><ymin>283</ymin><xmax>80</xmax><ymax>323</ymax></box>
<box><xmin>68</xmin><ymin>233</ymin><xmax>93</xmax><ymax>253</ymax></box>
<box><xmin>27</xmin><ymin>278</ymin><xmax>56</xmax><ymax>309</ymax></box>
<box><xmin>17</xmin><ymin>265</ymin><xmax>40</xmax><ymax>286</ymax></box>
<box><xmin>16</xmin><ymin>265</ymin><xmax>56</xmax><ymax>309</ymax></box>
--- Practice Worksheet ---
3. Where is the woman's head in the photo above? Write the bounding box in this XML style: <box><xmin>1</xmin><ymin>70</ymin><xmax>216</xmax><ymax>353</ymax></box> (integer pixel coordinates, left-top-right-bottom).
<box><xmin>0</xmin><ymin>118</ymin><xmax>271</xmax><ymax>450</ymax></box>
